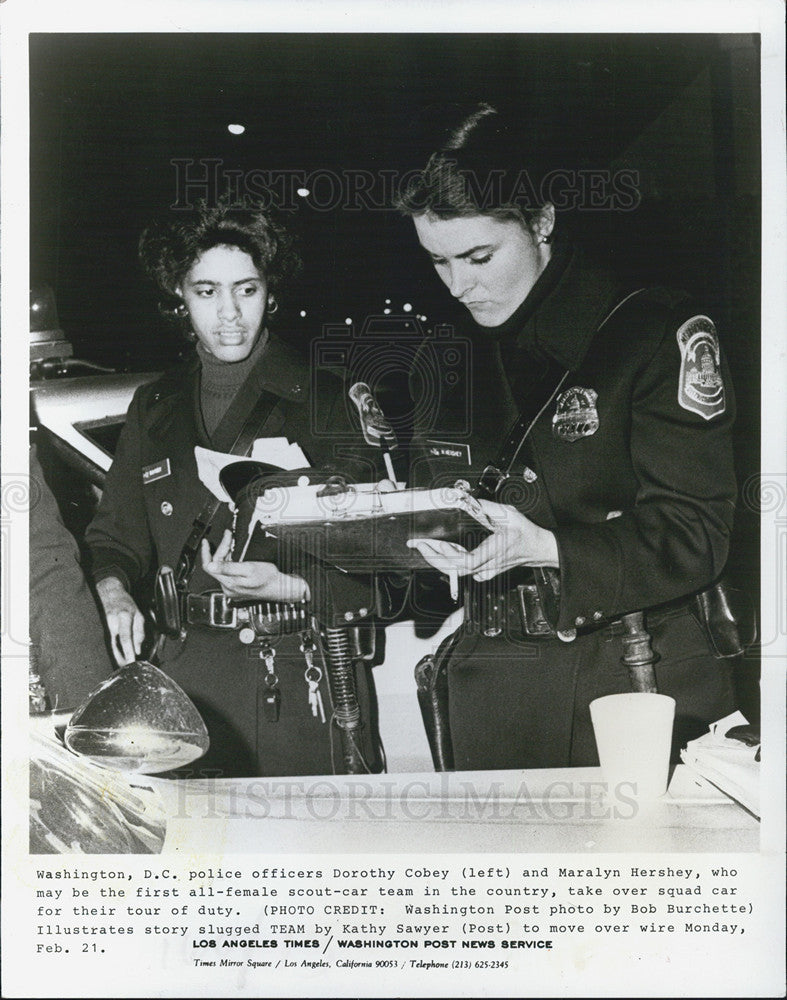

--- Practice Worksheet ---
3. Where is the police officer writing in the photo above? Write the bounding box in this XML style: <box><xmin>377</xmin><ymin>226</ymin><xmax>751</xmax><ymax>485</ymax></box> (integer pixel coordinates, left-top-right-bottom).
<box><xmin>87</xmin><ymin>202</ymin><xmax>382</xmax><ymax>777</ymax></box>
<box><xmin>397</xmin><ymin>104</ymin><xmax>738</xmax><ymax>771</ymax></box>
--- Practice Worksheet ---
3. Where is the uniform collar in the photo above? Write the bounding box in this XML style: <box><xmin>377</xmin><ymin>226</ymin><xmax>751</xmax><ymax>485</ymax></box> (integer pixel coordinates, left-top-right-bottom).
<box><xmin>151</xmin><ymin>331</ymin><xmax>308</xmax><ymax>406</ymax></box>
<box><xmin>252</xmin><ymin>332</ymin><xmax>309</xmax><ymax>402</ymax></box>
<box><xmin>148</xmin><ymin>332</ymin><xmax>308</xmax><ymax>442</ymax></box>
<box><xmin>479</xmin><ymin>245</ymin><xmax>624</xmax><ymax>371</ymax></box>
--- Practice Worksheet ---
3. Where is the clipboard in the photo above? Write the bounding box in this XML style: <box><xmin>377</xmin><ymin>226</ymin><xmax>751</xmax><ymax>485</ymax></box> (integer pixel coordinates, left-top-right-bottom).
<box><xmin>225</xmin><ymin>466</ymin><xmax>493</xmax><ymax>574</ymax></box>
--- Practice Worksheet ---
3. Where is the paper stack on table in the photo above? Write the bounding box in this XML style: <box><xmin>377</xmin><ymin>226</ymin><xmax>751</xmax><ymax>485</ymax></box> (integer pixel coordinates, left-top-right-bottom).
<box><xmin>680</xmin><ymin>710</ymin><xmax>760</xmax><ymax>818</ymax></box>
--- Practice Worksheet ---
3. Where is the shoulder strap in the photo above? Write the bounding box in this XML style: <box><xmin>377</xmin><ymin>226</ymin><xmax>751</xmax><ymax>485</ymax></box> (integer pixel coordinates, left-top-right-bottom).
<box><xmin>475</xmin><ymin>288</ymin><xmax>647</xmax><ymax>501</ymax></box>
<box><xmin>474</xmin><ymin>357</ymin><xmax>569</xmax><ymax>500</ymax></box>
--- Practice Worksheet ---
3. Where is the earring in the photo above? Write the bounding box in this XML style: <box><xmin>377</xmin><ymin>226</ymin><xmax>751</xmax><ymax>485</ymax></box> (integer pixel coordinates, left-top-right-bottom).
<box><xmin>267</xmin><ymin>294</ymin><xmax>278</xmax><ymax>315</ymax></box>
<box><xmin>174</xmin><ymin>301</ymin><xmax>189</xmax><ymax>318</ymax></box>
<box><xmin>538</xmin><ymin>233</ymin><xmax>553</xmax><ymax>245</ymax></box>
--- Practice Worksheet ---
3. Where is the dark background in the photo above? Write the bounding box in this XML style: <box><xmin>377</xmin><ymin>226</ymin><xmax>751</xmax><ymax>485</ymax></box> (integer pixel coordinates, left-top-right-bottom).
<box><xmin>29</xmin><ymin>33</ymin><xmax>761</xmax><ymax>716</ymax></box>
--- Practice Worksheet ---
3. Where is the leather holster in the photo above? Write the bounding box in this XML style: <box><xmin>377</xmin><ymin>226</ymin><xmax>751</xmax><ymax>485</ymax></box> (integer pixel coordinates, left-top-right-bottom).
<box><xmin>693</xmin><ymin>580</ymin><xmax>754</xmax><ymax>659</ymax></box>
<box><xmin>414</xmin><ymin>630</ymin><xmax>460</xmax><ymax>771</ymax></box>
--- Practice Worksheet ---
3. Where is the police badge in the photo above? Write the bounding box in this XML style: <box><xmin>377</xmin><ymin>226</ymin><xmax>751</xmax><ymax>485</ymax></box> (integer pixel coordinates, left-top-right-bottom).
<box><xmin>552</xmin><ymin>386</ymin><xmax>599</xmax><ymax>442</ymax></box>
<box><xmin>676</xmin><ymin>315</ymin><xmax>726</xmax><ymax>420</ymax></box>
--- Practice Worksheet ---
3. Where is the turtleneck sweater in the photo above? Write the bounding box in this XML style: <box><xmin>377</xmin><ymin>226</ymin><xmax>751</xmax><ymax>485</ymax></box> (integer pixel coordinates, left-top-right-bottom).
<box><xmin>195</xmin><ymin>330</ymin><xmax>270</xmax><ymax>439</ymax></box>
<box><xmin>480</xmin><ymin>243</ymin><xmax>571</xmax><ymax>354</ymax></box>
<box><xmin>471</xmin><ymin>245</ymin><xmax>571</xmax><ymax>410</ymax></box>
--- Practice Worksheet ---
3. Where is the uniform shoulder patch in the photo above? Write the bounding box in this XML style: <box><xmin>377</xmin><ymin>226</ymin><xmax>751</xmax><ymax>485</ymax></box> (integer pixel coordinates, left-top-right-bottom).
<box><xmin>676</xmin><ymin>315</ymin><xmax>726</xmax><ymax>420</ymax></box>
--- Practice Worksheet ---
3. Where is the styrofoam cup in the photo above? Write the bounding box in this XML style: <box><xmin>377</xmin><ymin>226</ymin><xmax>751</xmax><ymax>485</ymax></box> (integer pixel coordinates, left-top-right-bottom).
<box><xmin>589</xmin><ymin>692</ymin><xmax>676</xmax><ymax>799</ymax></box>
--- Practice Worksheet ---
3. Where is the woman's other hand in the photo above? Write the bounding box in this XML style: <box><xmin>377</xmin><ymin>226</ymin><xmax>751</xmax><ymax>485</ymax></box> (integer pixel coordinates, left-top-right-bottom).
<box><xmin>95</xmin><ymin>575</ymin><xmax>145</xmax><ymax>665</ymax></box>
<box><xmin>407</xmin><ymin>500</ymin><xmax>559</xmax><ymax>583</ymax></box>
<box><xmin>201</xmin><ymin>529</ymin><xmax>310</xmax><ymax>603</ymax></box>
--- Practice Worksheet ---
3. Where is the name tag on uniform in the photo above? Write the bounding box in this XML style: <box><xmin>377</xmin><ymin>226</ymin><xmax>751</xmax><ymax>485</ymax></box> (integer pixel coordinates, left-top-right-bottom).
<box><xmin>142</xmin><ymin>458</ymin><xmax>171</xmax><ymax>484</ymax></box>
<box><xmin>426</xmin><ymin>440</ymin><xmax>472</xmax><ymax>464</ymax></box>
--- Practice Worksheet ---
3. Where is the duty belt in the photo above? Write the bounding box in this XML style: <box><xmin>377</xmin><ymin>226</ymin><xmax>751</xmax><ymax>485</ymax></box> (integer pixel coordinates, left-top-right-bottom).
<box><xmin>153</xmin><ymin>563</ymin><xmax>310</xmax><ymax>639</ymax></box>
<box><xmin>465</xmin><ymin>573</ymin><xmax>565</xmax><ymax>640</ymax></box>
<box><xmin>465</xmin><ymin>578</ymin><xmax>701</xmax><ymax>643</ymax></box>
<box><xmin>185</xmin><ymin>591</ymin><xmax>309</xmax><ymax>635</ymax></box>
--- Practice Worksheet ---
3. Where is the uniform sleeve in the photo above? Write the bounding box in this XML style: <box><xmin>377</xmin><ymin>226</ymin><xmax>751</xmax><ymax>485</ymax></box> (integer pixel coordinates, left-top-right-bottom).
<box><xmin>84</xmin><ymin>388</ymin><xmax>155</xmax><ymax>592</ymax></box>
<box><xmin>554</xmin><ymin>313</ymin><xmax>736</xmax><ymax>630</ymax></box>
<box><xmin>30</xmin><ymin>447</ymin><xmax>113</xmax><ymax>709</ymax></box>
<box><xmin>316</xmin><ymin>371</ymin><xmax>388</xmax><ymax>484</ymax></box>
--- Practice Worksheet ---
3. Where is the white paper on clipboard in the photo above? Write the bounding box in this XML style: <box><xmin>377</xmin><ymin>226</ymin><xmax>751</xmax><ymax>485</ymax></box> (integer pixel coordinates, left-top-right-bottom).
<box><xmin>194</xmin><ymin>438</ymin><xmax>310</xmax><ymax>504</ymax></box>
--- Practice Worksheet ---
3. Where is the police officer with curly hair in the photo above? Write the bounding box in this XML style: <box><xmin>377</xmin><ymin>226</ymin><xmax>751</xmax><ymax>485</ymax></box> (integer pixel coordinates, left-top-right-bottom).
<box><xmin>86</xmin><ymin>202</ymin><xmax>383</xmax><ymax>777</ymax></box>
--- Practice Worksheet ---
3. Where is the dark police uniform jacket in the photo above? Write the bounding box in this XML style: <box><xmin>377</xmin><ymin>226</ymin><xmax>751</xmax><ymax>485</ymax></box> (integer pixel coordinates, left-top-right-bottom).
<box><xmin>86</xmin><ymin>333</ymin><xmax>382</xmax><ymax>778</ymax></box>
<box><xmin>411</xmin><ymin>246</ymin><xmax>737</xmax><ymax>769</ymax></box>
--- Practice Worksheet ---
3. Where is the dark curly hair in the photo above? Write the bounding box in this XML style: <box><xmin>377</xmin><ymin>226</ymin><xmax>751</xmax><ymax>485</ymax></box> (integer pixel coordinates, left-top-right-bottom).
<box><xmin>139</xmin><ymin>200</ymin><xmax>301</xmax><ymax>322</ymax></box>
<box><xmin>394</xmin><ymin>103</ymin><xmax>549</xmax><ymax>230</ymax></box>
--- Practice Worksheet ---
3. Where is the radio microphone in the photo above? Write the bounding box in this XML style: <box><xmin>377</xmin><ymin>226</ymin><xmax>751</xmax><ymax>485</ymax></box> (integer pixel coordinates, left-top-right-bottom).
<box><xmin>348</xmin><ymin>382</ymin><xmax>400</xmax><ymax>483</ymax></box>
